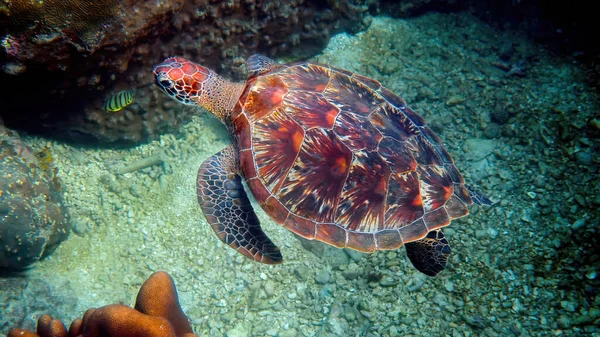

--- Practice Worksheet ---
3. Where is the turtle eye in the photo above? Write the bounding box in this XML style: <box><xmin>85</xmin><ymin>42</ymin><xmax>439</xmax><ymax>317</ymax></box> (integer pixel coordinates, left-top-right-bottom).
<box><xmin>159</xmin><ymin>79</ymin><xmax>172</xmax><ymax>88</ymax></box>
<box><xmin>156</xmin><ymin>73</ymin><xmax>173</xmax><ymax>88</ymax></box>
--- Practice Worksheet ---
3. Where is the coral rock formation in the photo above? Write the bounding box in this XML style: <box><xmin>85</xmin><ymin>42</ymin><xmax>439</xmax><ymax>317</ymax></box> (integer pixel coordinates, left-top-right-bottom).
<box><xmin>1</xmin><ymin>0</ymin><xmax>119</xmax><ymax>49</ymax></box>
<box><xmin>0</xmin><ymin>0</ymin><xmax>380</xmax><ymax>144</ymax></box>
<box><xmin>6</xmin><ymin>271</ymin><xmax>197</xmax><ymax>337</ymax></box>
<box><xmin>0</xmin><ymin>124</ymin><xmax>71</xmax><ymax>269</ymax></box>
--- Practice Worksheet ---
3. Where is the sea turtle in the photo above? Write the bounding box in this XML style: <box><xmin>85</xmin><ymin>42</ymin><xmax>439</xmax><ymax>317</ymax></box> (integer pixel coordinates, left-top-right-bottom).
<box><xmin>153</xmin><ymin>55</ymin><xmax>490</xmax><ymax>276</ymax></box>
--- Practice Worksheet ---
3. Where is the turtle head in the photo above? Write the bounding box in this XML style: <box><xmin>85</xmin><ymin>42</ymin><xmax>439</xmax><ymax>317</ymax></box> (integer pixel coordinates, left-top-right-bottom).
<box><xmin>153</xmin><ymin>57</ymin><xmax>245</xmax><ymax>121</ymax></box>
<box><xmin>153</xmin><ymin>57</ymin><xmax>210</xmax><ymax>106</ymax></box>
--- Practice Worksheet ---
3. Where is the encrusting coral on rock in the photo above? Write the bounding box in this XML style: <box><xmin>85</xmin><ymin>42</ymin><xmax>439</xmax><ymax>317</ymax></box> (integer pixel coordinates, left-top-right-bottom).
<box><xmin>0</xmin><ymin>123</ymin><xmax>71</xmax><ymax>269</ymax></box>
<box><xmin>6</xmin><ymin>271</ymin><xmax>198</xmax><ymax>337</ymax></box>
<box><xmin>1</xmin><ymin>0</ymin><xmax>119</xmax><ymax>49</ymax></box>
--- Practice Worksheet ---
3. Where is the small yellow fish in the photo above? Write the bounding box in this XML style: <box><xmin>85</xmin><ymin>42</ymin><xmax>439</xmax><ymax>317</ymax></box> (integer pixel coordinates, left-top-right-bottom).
<box><xmin>35</xmin><ymin>147</ymin><xmax>54</xmax><ymax>170</ymax></box>
<box><xmin>104</xmin><ymin>89</ymin><xmax>134</xmax><ymax>112</ymax></box>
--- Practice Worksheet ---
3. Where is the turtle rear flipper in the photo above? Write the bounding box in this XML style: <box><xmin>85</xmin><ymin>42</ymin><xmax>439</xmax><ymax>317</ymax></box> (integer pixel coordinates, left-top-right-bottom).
<box><xmin>197</xmin><ymin>145</ymin><xmax>282</xmax><ymax>264</ymax></box>
<box><xmin>405</xmin><ymin>229</ymin><xmax>450</xmax><ymax>277</ymax></box>
<box><xmin>466</xmin><ymin>185</ymin><xmax>493</xmax><ymax>206</ymax></box>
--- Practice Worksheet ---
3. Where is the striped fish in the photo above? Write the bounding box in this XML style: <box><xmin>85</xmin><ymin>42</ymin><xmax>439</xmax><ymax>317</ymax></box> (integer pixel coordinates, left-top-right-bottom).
<box><xmin>104</xmin><ymin>89</ymin><xmax>134</xmax><ymax>112</ymax></box>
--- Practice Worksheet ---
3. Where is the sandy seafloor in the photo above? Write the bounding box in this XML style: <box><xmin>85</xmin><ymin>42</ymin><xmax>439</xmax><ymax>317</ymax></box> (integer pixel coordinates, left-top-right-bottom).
<box><xmin>2</xmin><ymin>12</ymin><xmax>599</xmax><ymax>337</ymax></box>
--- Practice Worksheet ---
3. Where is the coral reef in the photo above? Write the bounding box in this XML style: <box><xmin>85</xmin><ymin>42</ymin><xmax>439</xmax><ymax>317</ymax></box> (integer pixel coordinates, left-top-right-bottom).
<box><xmin>0</xmin><ymin>124</ymin><xmax>71</xmax><ymax>269</ymax></box>
<box><xmin>1</xmin><ymin>0</ymin><xmax>119</xmax><ymax>49</ymax></box>
<box><xmin>6</xmin><ymin>271</ymin><xmax>197</xmax><ymax>337</ymax></box>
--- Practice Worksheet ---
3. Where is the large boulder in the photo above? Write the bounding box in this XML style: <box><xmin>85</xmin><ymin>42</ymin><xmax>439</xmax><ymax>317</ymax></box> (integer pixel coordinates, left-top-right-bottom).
<box><xmin>0</xmin><ymin>125</ymin><xmax>71</xmax><ymax>269</ymax></box>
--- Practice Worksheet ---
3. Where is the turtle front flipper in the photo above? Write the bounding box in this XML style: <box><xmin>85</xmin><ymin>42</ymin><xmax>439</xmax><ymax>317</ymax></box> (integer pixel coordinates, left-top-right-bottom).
<box><xmin>197</xmin><ymin>145</ymin><xmax>282</xmax><ymax>264</ymax></box>
<box><xmin>404</xmin><ymin>229</ymin><xmax>451</xmax><ymax>277</ymax></box>
<box><xmin>246</xmin><ymin>54</ymin><xmax>279</xmax><ymax>76</ymax></box>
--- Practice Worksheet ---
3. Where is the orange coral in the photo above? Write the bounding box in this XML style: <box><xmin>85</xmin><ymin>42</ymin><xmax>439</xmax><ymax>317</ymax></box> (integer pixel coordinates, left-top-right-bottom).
<box><xmin>6</xmin><ymin>271</ymin><xmax>197</xmax><ymax>337</ymax></box>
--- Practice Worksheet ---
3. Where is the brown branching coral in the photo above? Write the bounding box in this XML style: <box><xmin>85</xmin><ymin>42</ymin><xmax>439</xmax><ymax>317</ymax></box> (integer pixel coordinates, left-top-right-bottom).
<box><xmin>6</xmin><ymin>271</ymin><xmax>198</xmax><ymax>337</ymax></box>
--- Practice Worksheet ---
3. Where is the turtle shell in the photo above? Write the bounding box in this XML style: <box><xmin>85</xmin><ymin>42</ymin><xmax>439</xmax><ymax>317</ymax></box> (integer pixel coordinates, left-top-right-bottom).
<box><xmin>231</xmin><ymin>62</ymin><xmax>473</xmax><ymax>252</ymax></box>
